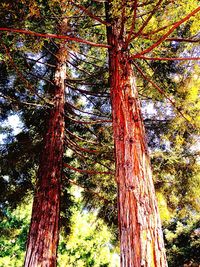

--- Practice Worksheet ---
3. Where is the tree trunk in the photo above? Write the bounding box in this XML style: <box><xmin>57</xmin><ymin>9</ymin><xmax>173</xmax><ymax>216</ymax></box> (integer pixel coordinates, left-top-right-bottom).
<box><xmin>106</xmin><ymin>8</ymin><xmax>168</xmax><ymax>267</ymax></box>
<box><xmin>24</xmin><ymin>44</ymin><xmax>67</xmax><ymax>267</ymax></box>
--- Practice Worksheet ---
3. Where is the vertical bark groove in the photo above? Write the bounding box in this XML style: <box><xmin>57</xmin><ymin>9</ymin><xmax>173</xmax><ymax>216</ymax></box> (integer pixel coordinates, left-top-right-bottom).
<box><xmin>24</xmin><ymin>43</ymin><xmax>67</xmax><ymax>267</ymax></box>
<box><xmin>105</xmin><ymin>3</ymin><xmax>168</xmax><ymax>266</ymax></box>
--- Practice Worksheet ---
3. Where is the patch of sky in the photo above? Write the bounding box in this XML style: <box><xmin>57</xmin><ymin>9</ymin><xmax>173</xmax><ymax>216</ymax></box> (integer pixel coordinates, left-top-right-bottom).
<box><xmin>0</xmin><ymin>113</ymin><xmax>24</xmax><ymax>144</ymax></box>
<box><xmin>26</xmin><ymin>52</ymin><xmax>47</xmax><ymax>77</ymax></box>
<box><xmin>180</xmin><ymin>45</ymin><xmax>200</xmax><ymax>77</ymax></box>
<box><xmin>2</xmin><ymin>175</ymin><xmax>9</xmax><ymax>182</ymax></box>
<box><xmin>141</xmin><ymin>100</ymin><xmax>174</xmax><ymax>120</ymax></box>
<box><xmin>190</xmin><ymin>136</ymin><xmax>200</xmax><ymax>155</ymax></box>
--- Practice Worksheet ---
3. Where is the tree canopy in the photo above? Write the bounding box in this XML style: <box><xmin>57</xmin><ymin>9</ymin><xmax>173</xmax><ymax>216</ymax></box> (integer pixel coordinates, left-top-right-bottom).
<box><xmin>0</xmin><ymin>0</ymin><xmax>200</xmax><ymax>266</ymax></box>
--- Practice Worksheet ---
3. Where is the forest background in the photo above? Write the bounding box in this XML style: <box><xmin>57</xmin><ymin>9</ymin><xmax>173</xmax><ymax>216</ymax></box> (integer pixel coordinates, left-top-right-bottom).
<box><xmin>0</xmin><ymin>0</ymin><xmax>200</xmax><ymax>266</ymax></box>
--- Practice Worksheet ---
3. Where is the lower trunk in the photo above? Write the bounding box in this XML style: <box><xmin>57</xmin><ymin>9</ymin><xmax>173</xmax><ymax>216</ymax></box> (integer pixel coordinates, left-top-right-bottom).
<box><xmin>24</xmin><ymin>44</ymin><xmax>67</xmax><ymax>267</ymax></box>
<box><xmin>107</xmin><ymin>35</ymin><xmax>168</xmax><ymax>267</ymax></box>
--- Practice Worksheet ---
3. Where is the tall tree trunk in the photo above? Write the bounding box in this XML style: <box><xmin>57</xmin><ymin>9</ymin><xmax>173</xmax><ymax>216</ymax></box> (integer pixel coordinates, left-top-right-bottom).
<box><xmin>106</xmin><ymin>7</ymin><xmax>168</xmax><ymax>267</ymax></box>
<box><xmin>24</xmin><ymin>43</ymin><xmax>67</xmax><ymax>267</ymax></box>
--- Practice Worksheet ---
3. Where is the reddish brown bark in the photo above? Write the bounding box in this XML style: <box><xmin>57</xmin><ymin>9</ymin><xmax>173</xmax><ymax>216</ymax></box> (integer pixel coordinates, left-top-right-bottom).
<box><xmin>0</xmin><ymin>27</ymin><xmax>111</xmax><ymax>48</ymax></box>
<box><xmin>106</xmin><ymin>6</ymin><xmax>168</xmax><ymax>267</ymax></box>
<box><xmin>24</xmin><ymin>44</ymin><xmax>67</xmax><ymax>267</ymax></box>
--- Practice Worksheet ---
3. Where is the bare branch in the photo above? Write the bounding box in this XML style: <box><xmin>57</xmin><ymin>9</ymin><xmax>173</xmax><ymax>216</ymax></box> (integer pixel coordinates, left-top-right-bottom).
<box><xmin>27</xmin><ymin>71</ymin><xmax>55</xmax><ymax>85</ymax></box>
<box><xmin>65</xmin><ymin>101</ymin><xmax>110</xmax><ymax>118</ymax></box>
<box><xmin>74</xmin><ymin>49</ymin><xmax>104</xmax><ymax>62</ymax></box>
<box><xmin>131</xmin><ymin>6</ymin><xmax>200</xmax><ymax>57</ymax></box>
<box><xmin>68</xmin><ymin>51</ymin><xmax>103</xmax><ymax>68</ymax></box>
<box><xmin>1</xmin><ymin>42</ymin><xmax>54</xmax><ymax>106</ymax></box>
<box><xmin>139</xmin><ymin>35</ymin><xmax>200</xmax><ymax>43</ymax></box>
<box><xmin>63</xmin><ymin>163</ymin><xmax>113</xmax><ymax>175</ymax></box>
<box><xmin>64</xmin><ymin>136</ymin><xmax>113</xmax><ymax>171</ymax></box>
<box><xmin>66</xmin><ymin>59</ymin><xmax>93</xmax><ymax>76</ymax></box>
<box><xmin>140</xmin><ymin>21</ymin><xmax>178</xmax><ymax>37</ymax></box>
<box><xmin>132</xmin><ymin>56</ymin><xmax>200</xmax><ymax>61</ymax></box>
<box><xmin>0</xmin><ymin>27</ymin><xmax>111</xmax><ymax>48</ymax></box>
<box><xmin>24</xmin><ymin>56</ymin><xmax>56</xmax><ymax>68</ymax></box>
<box><xmin>125</xmin><ymin>0</ymin><xmax>138</xmax><ymax>46</ymax></box>
<box><xmin>0</xmin><ymin>93</ymin><xmax>45</xmax><ymax>108</ymax></box>
<box><xmin>165</xmin><ymin>37</ymin><xmax>200</xmax><ymax>43</ymax></box>
<box><xmin>64</xmin><ymin>139</ymin><xmax>88</xmax><ymax>159</ymax></box>
<box><xmin>65</xmin><ymin>135</ymin><xmax>99</xmax><ymax>154</ymax></box>
<box><xmin>66</xmin><ymin>83</ymin><xmax>109</xmax><ymax>97</ymax></box>
<box><xmin>64</xmin><ymin>113</ymin><xmax>112</xmax><ymax>125</ymax></box>
<box><xmin>130</xmin><ymin>0</ymin><xmax>164</xmax><ymax>42</ymax></box>
<box><xmin>65</xmin><ymin>128</ymin><xmax>98</xmax><ymax>144</ymax></box>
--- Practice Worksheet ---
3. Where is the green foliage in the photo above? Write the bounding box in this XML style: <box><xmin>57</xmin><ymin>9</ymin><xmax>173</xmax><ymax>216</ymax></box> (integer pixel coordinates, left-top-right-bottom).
<box><xmin>0</xmin><ymin>201</ymin><xmax>31</xmax><ymax>267</ymax></box>
<box><xmin>164</xmin><ymin>217</ymin><xmax>200</xmax><ymax>267</ymax></box>
<box><xmin>58</xmin><ymin>207</ymin><xmax>119</xmax><ymax>267</ymax></box>
<box><xmin>0</xmin><ymin>194</ymin><xmax>119</xmax><ymax>267</ymax></box>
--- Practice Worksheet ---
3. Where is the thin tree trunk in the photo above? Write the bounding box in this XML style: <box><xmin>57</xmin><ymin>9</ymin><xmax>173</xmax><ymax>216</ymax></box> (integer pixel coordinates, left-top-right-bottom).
<box><xmin>106</xmin><ymin>6</ymin><xmax>168</xmax><ymax>267</ymax></box>
<box><xmin>24</xmin><ymin>43</ymin><xmax>67</xmax><ymax>267</ymax></box>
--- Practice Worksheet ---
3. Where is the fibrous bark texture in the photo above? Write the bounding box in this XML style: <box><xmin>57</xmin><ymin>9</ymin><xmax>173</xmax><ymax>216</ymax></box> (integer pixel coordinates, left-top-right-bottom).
<box><xmin>24</xmin><ymin>44</ymin><xmax>67</xmax><ymax>267</ymax></box>
<box><xmin>106</xmin><ymin>14</ymin><xmax>168</xmax><ymax>267</ymax></box>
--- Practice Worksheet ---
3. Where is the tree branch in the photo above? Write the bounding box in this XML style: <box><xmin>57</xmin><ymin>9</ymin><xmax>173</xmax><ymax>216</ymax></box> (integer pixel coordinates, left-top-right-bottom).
<box><xmin>0</xmin><ymin>93</ymin><xmax>46</xmax><ymax>108</ymax></box>
<box><xmin>64</xmin><ymin>136</ymin><xmax>113</xmax><ymax>171</ymax></box>
<box><xmin>132</xmin><ymin>56</ymin><xmax>200</xmax><ymax>61</ymax></box>
<box><xmin>69</xmin><ymin>1</ymin><xmax>109</xmax><ymax>26</ymax></box>
<box><xmin>65</xmin><ymin>101</ymin><xmax>110</xmax><ymax>118</ymax></box>
<box><xmin>2</xmin><ymin>43</ymin><xmax>35</xmax><ymax>92</ymax></box>
<box><xmin>64</xmin><ymin>139</ymin><xmax>87</xmax><ymax>160</ymax></box>
<box><xmin>24</xmin><ymin>56</ymin><xmax>56</xmax><ymax>68</ymax></box>
<box><xmin>133</xmin><ymin>62</ymin><xmax>194</xmax><ymax>126</ymax></box>
<box><xmin>125</xmin><ymin>0</ymin><xmax>138</xmax><ymax>46</ymax></box>
<box><xmin>68</xmin><ymin>51</ymin><xmax>103</xmax><ymax>69</ymax></box>
<box><xmin>65</xmin><ymin>135</ymin><xmax>99</xmax><ymax>154</ymax></box>
<box><xmin>140</xmin><ymin>21</ymin><xmax>178</xmax><ymax>37</ymax></box>
<box><xmin>65</xmin><ymin>128</ymin><xmax>98</xmax><ymax>144</ymax></box>
<box><xmin>66</xmin><ymin>59</ymin><xmax>93</xmax><ymax>76</ymax></box>
<box><xmin>119</xmin><ymin>0</ymin><xmax>127</xmax><ymax>37</ymax></box>
<box><xmin>129</xmin><ymin>0</ymin><xmax>164</xmax><ymax>42</ymax></box>
<box><xmin>138</xmin><ymin>0</ymin><xmax>154</xmax><ymax>7</ymax></box>
<box><xmin>64</xmin><ymin>113</ymin><xmax>112</xmax><ymax>125</ymax></box>
<box><xmin>66</xmin><ymin>83</ymin><xmax>109</xmax><ymax>97</ymax></box>
<box><xmin>131</xmin><ymin>6</ymin><xmax>200</xmax><ymax>57</ymax></box>
<box><xmin>139</xmin><ymin>35</ymin><xmax>200</xmax><ymax>43</ymax></box>
<box><xmin>63</xmin><ymin>163</ymin><xmax>113</xmax><ymax>175</ymax></box>
<box><xmin>165</xmin><ymin>37</ymin><xmax>200</xmax><ymax>43</ymax></box>
<box><xmin>0</xmin><ymin>27</ymin><xmax>111</xmax><ymax>48</ymax></box>
<box><xmin>66</xmin><ymin>178</ymin><xmax>111</xmax><ymax>203</ymax></box>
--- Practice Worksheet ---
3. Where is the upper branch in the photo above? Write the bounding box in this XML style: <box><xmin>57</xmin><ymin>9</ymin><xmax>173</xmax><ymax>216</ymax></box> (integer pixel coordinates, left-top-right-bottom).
<box><xmin>131</xmin><ymin>56</ymin><xmax>200</xmax><ymax>61</ymax></box>
<box><xmin>125</xmin><ymin>0</ymin><xmax>138</xmax><ymax>46</ymax></box>
<box><xmin>129</xmin><ymin>0</ymin><xmax>164</xmax><ymax>42</ymax></box>
<box><xmin>119</xmin><ymin>0</ymin><xmax>127</xmax><ymax>37</ymax></box>
<box><xmin>0</xmin><ymin>28</ymin><xmax>111</xmax><ymax>48</ymax></box>
<box><xmin>130</xmin><ymin>6</ymin><xmax>200</xmax><ymax>58</ymax></box>
<box><xmin>139</xmin><ymin>35</ymin><xmax>200</xmax><ymax>43</ymax></box>
<box><xmin>70</xmin><ymin>1</ymin><xmax>109</xmax><ymax>26</ymax></box>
